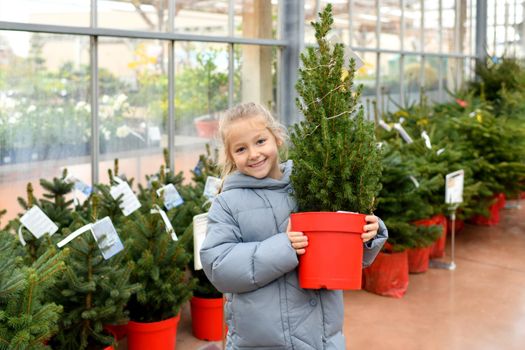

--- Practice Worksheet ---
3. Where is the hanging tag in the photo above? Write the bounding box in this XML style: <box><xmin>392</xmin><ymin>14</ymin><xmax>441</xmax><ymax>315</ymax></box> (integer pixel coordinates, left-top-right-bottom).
<box><xmin>378</xmin><ymin>120</ymin><xmax>392</xmax><ymax>131</ymax></box>
<box><xmin>19</xmin><ymin>206</ymin><xmax>59</xmax><ymax>242</ymax></box>
<box><xmin>409</xmin><ymin>176</ymin><xmax>420</xmax><ymax>188</ymax></box>
<box><xmin>110</xmin><ymin>182</ymin><xmax>141</xmax><ymax>216</ymax></box>
<box><xmin>437</xmin><ymin>148</ymin><xmax>445</xmax><ymax>156</ymax></box>
<box><xmin>393</xmin><ymin>123</ymin><xmax>413</xmax><ymax>143</ymax></box>
<box><xmin>421</xmin><ymin>131</ymin><xmax>432</xmax><ymax>149</ymax></box>
<box><xmin>329</xmin><ymin>33</ymin><xmax>364</xmax><ymax>70</ymax></box>
<box><xmin>151</xmin><ymin>205</ymin><xmax>177</xmax><ymax>241</ymax></box>
<box><xmin>156</xmin><ymin>183</ymin><xmax>184</xmax><ymax>210</ymax></box>
<box><xmin>65</xmin><ymin>175</ymin><xmax>92</xmax><ymax>196</ymax></box>
<box><xmin>91</xmin><ymin>217</ymin><xmax>124</xmax><ymax>259</ymax></box>
<box><xmin>203</xmin><ymin>176</ymin><xmax>221</xmax><ymax>199</ymax></box>
<box><xmin>193</xmin><ymin>160</ymin><xmax>203</xmax><ymax>176</ymax></box>
<box><xmin>57</xmin><ymin>223</ymin><xmax>92</xmax><ymax>248</ymax></box>
<box><xmin>193</xmin><ymin>213</ymin><xmax>209</xmax><ymax>270</ymax></box>
<box><xmin>113</xmin><ymin>176</ymin><xmax>124</xmax><ymax>184</ymax></box>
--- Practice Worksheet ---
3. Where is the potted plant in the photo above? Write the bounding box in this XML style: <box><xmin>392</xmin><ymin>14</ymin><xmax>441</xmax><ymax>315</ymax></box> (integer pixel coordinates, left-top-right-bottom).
<box><xmin>289</xmin><ymin>4</ymin><xmax>383</xmax><ymax>290</ymax></box>
<box><xmin>122</xmin><ymin>159</ymin><xmax>195</xmax><ymax>350</ymax></box>
<box><xmin>179</xmin><ymin>145</ymin><xmax>225</xmax><ymax>341</ymax></box>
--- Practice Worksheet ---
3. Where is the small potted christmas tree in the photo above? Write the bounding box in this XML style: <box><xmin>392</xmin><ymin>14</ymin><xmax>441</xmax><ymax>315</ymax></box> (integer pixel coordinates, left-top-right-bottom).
<box><xmin>289</xmin><ymin>4</ymin><xmax>382</xmax><ymax>290</ymax></box>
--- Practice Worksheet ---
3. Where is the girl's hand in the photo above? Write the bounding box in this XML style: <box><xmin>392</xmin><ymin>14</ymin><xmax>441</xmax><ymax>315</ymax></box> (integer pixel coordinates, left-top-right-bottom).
<box><xmin>287</xmin><ymin>220</ymin><xmax>308</xmax><ymax>255</ymax></box>
<box><xmin>362</xmin><ymin>215</ymin><xmax>379</xmax><ymax>242</ymax></box>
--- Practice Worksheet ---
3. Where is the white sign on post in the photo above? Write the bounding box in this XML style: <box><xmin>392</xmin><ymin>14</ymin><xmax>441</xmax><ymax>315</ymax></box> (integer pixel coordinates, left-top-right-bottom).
<box><xmin>445</xmin><ymin>170</ymin><xmax>464</xmax><ymax>204</ymax></box>
<box><xmin>193</xmin><ymin>213</ymin><xmax>209</xmax><ymax>270</ymax></box>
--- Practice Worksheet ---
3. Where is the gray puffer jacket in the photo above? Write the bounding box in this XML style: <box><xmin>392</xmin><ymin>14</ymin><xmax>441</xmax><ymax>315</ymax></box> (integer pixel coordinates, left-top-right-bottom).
<box><xmin>200</xmin><ymin>160</ymin><xmax>387</xmax><ymax>350</ymax></box>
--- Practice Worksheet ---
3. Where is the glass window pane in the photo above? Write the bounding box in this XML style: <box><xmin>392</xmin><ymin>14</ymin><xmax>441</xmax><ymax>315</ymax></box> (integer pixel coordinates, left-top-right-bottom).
<box><xmin>98</xmin><ymin>38</ymin><xmax>168</xmax><ymax>186</ymax></box>
<box><xmin>444</xmin><ymin>57</ymin><xmax>461</xmax><ymax>93</ymax></box>
<box><xmin>174</xmin><ymin>42</ymin><xmax>229</xmax><ymax>178</ymax></box>
<box><xmin>404</xmin><ymin>55</ymin><xmax>422</xmax><ymax>104</ymax></box>
<box><xmin>0</xmin><ymin>31</ymin><xmax>91</xmax><ymax>222</ymax></box>
<box><xmin>423</xmin><ymin>57</ymin><xmax>441</xmax><ymax>102</ymax></box>
<box><xmin>304</xmin><ymin>0</ymin><xmax>351</xmax><ymax>46</ymax></box>
<box><xmin>442</xmin><ymin>0</ymin><xmax>457</xmax><ymax>53</ymax></box>
<box><xmin>423</xmin><ymin>0</ymin><xmax>440</xmax><ymax>52</ymax></box>
<box><xmin>465</xmin><ymin>0</ymin><xmax>477</xmax><ymax>56</ymax></box>
<box><xmin>404</xmin><ymin>0</ymin><xmax>422</xmax><ymax>52</ymax></box>
<box><xmin>234</xmin><ymin>44</ymin><xmax>278</xmax><ymax>114</ymax></box>
<box><xmin>98</xmin><ymin>0</ymin><xmax>169</xmax><ymax>32</ymax></box>
<box><xmin>174</xmin><ymin>1</ymin><xmax>229</xmax><ymax>36</ymax></box>
<box><xmin>380</xmin><ymin>0</ymin><xmax>402</xmax><ymax>51</ymax></box>
<box><xmin>351</xmin><ymin>1</ymin><xmax>378</xmax><ymax>48</ymax></box>
<box><xmin>379</xmin><ymin>53</ymin><xmax>401</xmax><ymax>113</ymax></box>
<box><xmin>0</xmin><ymin>0</ymin><xmax>90</xmax><ymax>27</ymax></box>
<box><xmin>234</xmin><ymin>0</ymin><xmax>280</xmax><ymax>39</ymax></box>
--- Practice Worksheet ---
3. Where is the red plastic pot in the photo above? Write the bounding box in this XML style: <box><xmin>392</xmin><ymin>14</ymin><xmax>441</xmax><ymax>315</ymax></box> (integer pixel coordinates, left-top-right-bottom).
<box><xmin>104</xmin><ymin>323</ymin><xmax>128</xmax><ymax>341</ymax></box>
<box><xmin>127</xmin><ymin>314</ymin><xmax>180</xmax><ymax>350</ymax></box>
<box><xmin>290</xmin><ymin>212</ymin><xmax>365</xmax><ymax>290</ymax></box>
<box><xmin>407</xmin><ymin>246</ymin><xmax>431</xmax><ymax>273</ymax></box>
<box><xmin>430</xmin><ymin>214</ymin><xmax>447</xmax><ymax>259</ymax></box>
<box><xmin>190</xmin><ymin>296</ymin><xmax>225</xmax><ymax>341</ymax></box>
<box><xmin>363</xmin><ymin>250</ymin><xmax>409</xmax><ymax>298</ymax></box>
<box><xmin>470</xmin><ymin>193</ymin><xmax>505</xmax><ymax>226</ymax></box>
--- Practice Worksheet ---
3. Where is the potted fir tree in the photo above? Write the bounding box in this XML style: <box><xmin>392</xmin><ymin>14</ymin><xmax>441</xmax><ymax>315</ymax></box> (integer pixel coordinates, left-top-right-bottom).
<box><xmin>289</xmin><ymin>4</ymin><xmax>382</xmax><ymax>290</ymax></box>
<box><xmin>180</xmin><ymin>145</ymin><xmax>225</xmax><ymax>341</ymax></box>
<box><xmin>122</xmin><ymin>154</ymin><xmax>195</xmax><ymax>350</ymax></box>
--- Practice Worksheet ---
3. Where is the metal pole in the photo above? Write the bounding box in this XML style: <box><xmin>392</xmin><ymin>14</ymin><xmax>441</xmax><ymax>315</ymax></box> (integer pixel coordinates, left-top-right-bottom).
<box><xmin>90</xmin><ymin>0</ymin><xmax>99</xmax><ymax>186</ymax></box>
<box><xmin>438</xmin><ymin>0</ymin><xmax>444</xmax><ymax>101</ymax></box>
<box><xmin>168</xmin><ymin>0</ymin><xmax>175</xmax><ymax>171</ymax></box>
<box><xmin>475</xmin><ymin>0</ymin><xmax>488</xmax><ymax>69</ymax></box>
<box><xmin>400</xmin><ymin>0</ymin><xmax>405</xmax><ymax>107</ymax></box>
<box><xmin>375</xmin><ymin>0</ymin><xmax>381</xmax><ymax>117</ymax></box>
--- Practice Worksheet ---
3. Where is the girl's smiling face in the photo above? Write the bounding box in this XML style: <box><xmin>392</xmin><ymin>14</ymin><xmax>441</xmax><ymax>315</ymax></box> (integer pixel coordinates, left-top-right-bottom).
<box><xmin>226</xmin><ymin>115</ymin><xmax>283</xmax><ymax>180</ymax></box>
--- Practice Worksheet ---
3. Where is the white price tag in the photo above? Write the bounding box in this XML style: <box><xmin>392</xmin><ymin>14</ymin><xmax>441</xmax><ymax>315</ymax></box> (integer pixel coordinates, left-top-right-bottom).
<box><xmin>445</xmin><ymin>170</ymin><xmax>464</xmax><ymax>204</ymax></box>
<box><xmin>110</xmin><ymin>182</ymin><xmax>141</xmax><ymax>216</ymax></box>
<box><xmin>19</xmin><ymin>206</ymin><xmax>58</xmax><ymax>241</ymax></box>
<box><xmin>378</xmin><ymin>120</ymin><xmax>392</xmax><ymax>131</ymax></box>
<box><xmin>393</xmin><ymin>123</ymin><xmax>413</xmax><ymax>144</ymax></box>
<box><xmin>421</xmin><ymin>131</ymin><xmax>432</xmax><ymax>149</ymax></box>
<box><xmin>193</xmin><ymin>213</ymin><xmax>209</xmax><ymax>270</ymax></box>
<box><xmin>156</xmin><ymin>184</ymin><xmax>184</xmax><ymax>210</ymax></box>
<box><xmin>151</xmin><ymin>205</ymin><xmax>177</xmax><ymax>241</ymax></box>
<box><xmin>203</xmin><ymin>176</ymin><xmax>221</xmax><ymax>199</ymax></box>
<box><xmin>91</xmin><ymin>217</ymin><xmax>124</xmax><ymax>260</ymax></box>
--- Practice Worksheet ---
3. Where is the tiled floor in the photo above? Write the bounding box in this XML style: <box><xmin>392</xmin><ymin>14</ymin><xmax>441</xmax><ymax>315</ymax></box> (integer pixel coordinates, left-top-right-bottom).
<box><xmin>175</xmin><ymin>202</ymin><xmax>525</xmax><ymax>350</ymax></box>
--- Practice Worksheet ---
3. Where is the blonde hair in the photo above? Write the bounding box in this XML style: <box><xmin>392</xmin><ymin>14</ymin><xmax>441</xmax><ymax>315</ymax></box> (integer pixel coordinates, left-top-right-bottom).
<box><xmin>219</xmin><ymin>102</ymin><xmax>288</xmax><ymax>179</ymax></box>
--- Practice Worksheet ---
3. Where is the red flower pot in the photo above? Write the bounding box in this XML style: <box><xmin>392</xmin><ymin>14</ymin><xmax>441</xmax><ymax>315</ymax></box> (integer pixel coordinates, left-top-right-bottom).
<box><xmin>127</xmin><ymin>314</ymin><xmax>180</xmax><ymax>350</ymax></box>
<box><xmin>194</xmin><ymin>118</ymin><xmax>219</xmax><ymax>138</ymax></box>
<box><xmin>470</xmin><ymin>193</ymin><xmax>505</xmax><ymax>226</ymax></box>
<box><xmin>430</xmin><ymin>214</ymin><xmax>447</xmax><ymax>259</ymax></box>
<box><xmin>290</xmin><ymin>212</ymin><xmax>365</xmax><ymax>290</ymax></box>
<box><xmin>363</xmin><ymin>250</ymin><xmax>409</xmax><ymax>298</ymax></box>
<box><xmin>190</xmin><ymin>297</ymin><xmax>225</xmax><ymax>341</ymax></box>
<box><xmin>104</xmin><ymin>323</ymin><xmax>128</xmax><ymax>341</ymax></box>
<box><xmin>407</xmin><ymin>246</ymin><xmax>431</xmax><ymax>273</ymax></box>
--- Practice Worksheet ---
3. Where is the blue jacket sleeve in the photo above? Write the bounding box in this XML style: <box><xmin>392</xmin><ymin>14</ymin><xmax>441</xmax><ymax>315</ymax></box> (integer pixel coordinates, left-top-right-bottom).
<box><xmin>362</xmin><ymin>217</ymin><xmax>388</xmax><ymax>268</ymax></box>
<box><xmin>200</xmin><ymin>196</ymin><xmax>299</xmax><ymax>294</ymax></box>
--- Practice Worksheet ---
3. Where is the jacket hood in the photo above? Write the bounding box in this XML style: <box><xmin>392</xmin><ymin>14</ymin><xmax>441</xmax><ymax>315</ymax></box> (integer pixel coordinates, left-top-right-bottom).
<box><xmin>221</xmin><ymin>160</ymin><xmax>292</xmax><ymax>192</ymax></box>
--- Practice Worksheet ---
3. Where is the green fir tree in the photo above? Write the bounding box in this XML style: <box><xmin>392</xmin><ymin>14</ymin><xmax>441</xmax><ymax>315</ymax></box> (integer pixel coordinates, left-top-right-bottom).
<box><xmin>290</xmin><ymin>4</ymin><xmax>382</xmax><ymax>214</ymax></box>
<box><xmin>0</xmin><ymin>230</ymin><xmax>65</xmax><ymax>350</ymax></box>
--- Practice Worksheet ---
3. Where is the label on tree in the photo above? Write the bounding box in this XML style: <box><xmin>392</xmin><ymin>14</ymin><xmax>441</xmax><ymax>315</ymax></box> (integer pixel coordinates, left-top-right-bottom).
<box><xmin>20</xmin><ymin>206</ymin><xmax>58</xmax><ymax>239</ymax></box>
<box><xmin>393</xmin><ymin>123</ymin><xmax>413</xmax><ymax>143</ymax></box>
<box><xmin>421</xmin><ymin>131</ymin><xmax>432</xmax><ymax>149</ymax></box>
<box><xmin>151</xmin><ymin>205</ymin><xmax>177</xmax><ymax>241</ymax></box>
<box><xmin>65</xmin><ymin>174</ymin><xmax>93</xmax><ymax>196</ymax></box>
<box><xmin>193</xmin><ymin>213</ymin><xmax>209</xmax><ymax>270</ymax></box>
<box><xmin>203</xmin><ymin>176</ymin><xmax>221</xmax><ymax>199</ymax></box>
<box><xmin>91</xmin><ymin>217</ymin><xmax>124</xmax><ymax>260</ymax></box>
<box><xmin>110</xmin><ymin>182</ymin><xmax>141</xmax><ymax>216</ymax></box>
<box><xmin>157</xmin><ymin>183</ymin><xmax>184</xmax><ymax>210</ymax></box>
<box><xmin>378</xmin><ymin>120</ymin><xmax>392</xmax><ymax>131</ymax></box>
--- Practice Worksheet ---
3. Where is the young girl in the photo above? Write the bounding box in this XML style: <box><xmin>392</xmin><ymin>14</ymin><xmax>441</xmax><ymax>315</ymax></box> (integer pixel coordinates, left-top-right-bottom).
<box><xmin>200</xmin><ymin>102</ymin><xmax>387</xmax><ymax>350</ymax></box>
